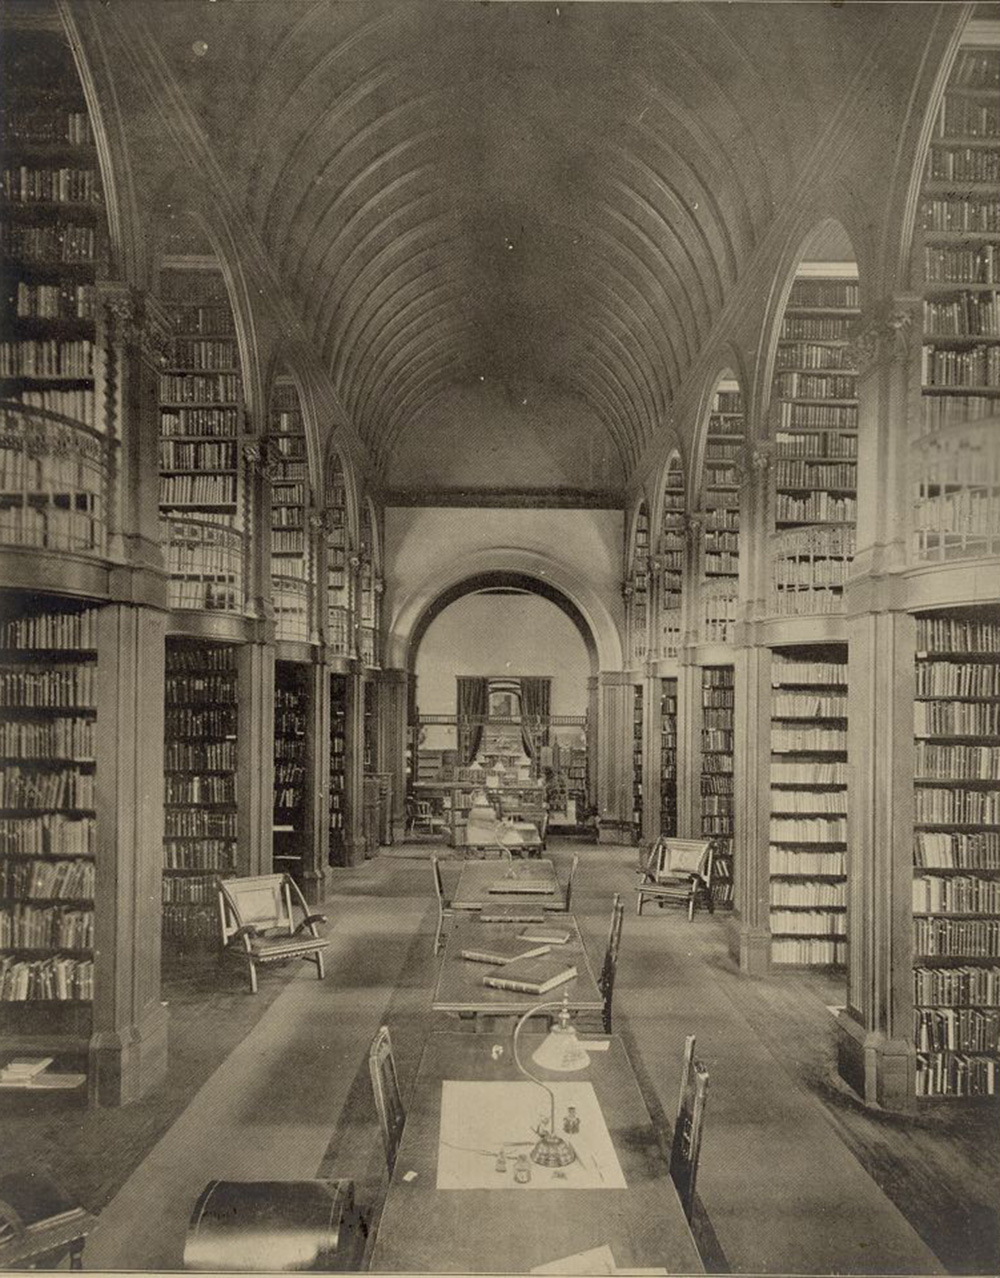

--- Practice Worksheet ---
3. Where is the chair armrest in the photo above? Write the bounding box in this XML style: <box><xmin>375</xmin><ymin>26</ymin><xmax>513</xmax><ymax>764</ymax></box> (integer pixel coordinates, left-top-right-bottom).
<box><xmin>232</xmin><ymin>924</ymin><xmax>259</xmax><ymax>941</ymax></box>
<box><xmin>295</xmin><ymin>914</ymin><xmax>327</xmax><ymax>934</ymax></box>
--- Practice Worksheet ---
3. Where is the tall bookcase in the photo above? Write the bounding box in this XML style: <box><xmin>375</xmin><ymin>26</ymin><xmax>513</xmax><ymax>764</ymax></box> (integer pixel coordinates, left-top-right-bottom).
<box><xmin>632</xmin><ymin>684</ymin><xmax>643</xmax><ymax>844</ymax></box>
<box><xmin>0</xmin><ymin>596</ymin><xmax>97</xmax><ymax>1060</ymax></box>
<box><xmin>0</xmin><ymin>27</ymin><xmax>105</xmax><ymax>557</ymax></box>
<box><xmin>327</xmin><ymin>455</ymin><xmax>350</xmax><ymax>657</ymax></box>
<box><xmin>163</xmin><ymin>638</ymin><xmax>238</xmax><ymax>951</ymax></box>
<box><xmin>912</xmin><ymin>609</ymin><xmax>999</xmax><ymax>1097</ymax></box>
<box><xmin>273</xmin><ymin>661</ymin><xmax>308</xmax><ymax>885</ymax></box>
<box><xmin>701</xmin><ymin>666</ymin><xmax>734</xmax><ymax>907</ymax></box>
<box><xmin>914</xmin><ymin>43</ymin><xmax>1000</xmax><ymax>565</ymax></box>
<box><xmin>329</xmin><ymin>674</ymin><xmax>348</xmax><ymax>864</ymax></box>
<box><xmin>701</xmin><ymin>383</ymin><xmax>743</xmax><ymax>644</ymax></box>
<box><xmin>659</xmin><ymin>677</ymin><xmax>677</xmax><ymax>839</ymax></box>
<box><xmin>158</xmin><ymin>263</ymin><xmax>244</xmax><ymax>613</ymax></box>
<box><xmin>659</xmin><ymin>460</ymin><xmax>684</xmax><ymax>658</ymax></box>
<box><xmin>629</xmin><ymin>507</ymin><xmax>650</xmax><ymax>666</ymax></box>
<box><xmin>269</xmin><ymin>380</ymin><xmax>311</xmax><ymax>643</ymax></box>
<box><xmin>769</xmin><ymin>645</ymin><xmax>848</xmax><ymax>966</ymax></box>
<box><xmin>771</xmin><ymin>269</ymin><xmax>859</xmax><ymax>616</ymax></box>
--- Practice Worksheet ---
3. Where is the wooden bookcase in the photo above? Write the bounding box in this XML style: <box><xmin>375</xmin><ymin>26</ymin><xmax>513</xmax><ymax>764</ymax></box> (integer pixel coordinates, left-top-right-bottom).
<box><xmin>329</xmin><ymin>673</ymin><xmax>348</xmax><ymax>863</ymax></box>
<box><xmin>632</xmin><ymin>684</ymin><xmax>643</xmax><ymax>845</ymax></box>
<box><xmin>270</xmin><ymin>380</ymin><xmax>311</xmax><ymax>643</ymax></box>
<box><xmin>659</xmin><ymin>677</ymin><xmax>677</xmax><ymax>839</ymax></box>
<box><xmin>912</xmin><ymin>609</ymin><xmax>999</xmax><ymax>1097</ymax></box>
<box><xmin>0</xmin><ymin>596</ymin><xmax>97</xmax><ymax>1057</ymax></box>
<box><xmin>158</xmin><ymin>264</ymin><xmax>245</xmax><ymax>614</ymax></box>
<box><xmin>701</xmin><ymin>666</ymin><xmax>734</xmax><ymax>907</ymax></box>
<box><xmin>0</xmin><ymin>27</ymin><xmax>105</xmax><ymax>558</ymax></box>
<box><xmin>273</xmin><ymin>661</ymin><xmax>309</xmax><ymax>885</ymax></box>
<box><xmin>629</xmin><ymin>507</ymin><xmax>650</xmax><ymax>666</ymax></box>
<box><xmin>701</xmin><ymin>383</ymin><xmax>743</xmax><ymax>644</ymax></box>
<box><xmin>162</xmin><ymin>638</ymin><xmax>238</xmax><ymax>951</ymax></box>
<box><xmin>771</xmin><ymin>270</ymin><xmax>859</xmax><ymax>617</ymax></box>
<box><xmin>769</xmin><ymin>645</ymin><xmax>848</xmax><ymax>966</ymax></box>
<box><xmin>659</xmin><ymin>461</ymin><xmax>684</xmax><ymax>659</ymax></box>
<box><xmin>326</xmin><ymin>454</ymin><xmax>350</xmax><ymax>657</ymax></box>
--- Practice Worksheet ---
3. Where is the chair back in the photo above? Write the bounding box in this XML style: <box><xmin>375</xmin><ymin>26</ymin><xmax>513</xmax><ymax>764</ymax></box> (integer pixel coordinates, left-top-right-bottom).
<box><xmin>218</xmin><ymin>874</ymin><xmax>292</xmax><ymax>946</ymax></box>
<box><xmin>669</xmin><ymin>1034</ymin><xmax>710</xmax><ymax>1220</ymax></box>
<box><xmin>430</xmin><ymin>855</ymin><xmax>445</xmax><ymax>905</ymax></box>
<box><xmin>600</xmin><ymin>893</ymin><xmax>625</xmax><ymax>1031</ymax></box>
<box><xmin>369</xmin><ymin>1025</ymin><xmax>405</xmax><ymax>1173</ymax></box>
<box><xmin>661</xmin><ymin>839</ymin><xmax>712</xmax><ymax>882</ymax></box>
<box><xmin>563</xmin><ymin>854</ymin><xmax>580</xmax><ymax>912</ymax></box>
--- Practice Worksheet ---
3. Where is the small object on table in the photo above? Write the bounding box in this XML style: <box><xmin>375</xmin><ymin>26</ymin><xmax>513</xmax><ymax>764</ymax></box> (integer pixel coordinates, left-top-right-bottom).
<box><xmin>495</xmin><ymin>1151</ymin><xmax>508</xmax><ymax>1174</ymax></box>
<box><xmin>514</xmin><ymin>1155</ymin><xmax>532</xmax><ymax>1185</ymax></box>
<box><xmin>563</xmin><ymin>1106</ymin><xmax>580</xmax><ymax>1135</ymax></box>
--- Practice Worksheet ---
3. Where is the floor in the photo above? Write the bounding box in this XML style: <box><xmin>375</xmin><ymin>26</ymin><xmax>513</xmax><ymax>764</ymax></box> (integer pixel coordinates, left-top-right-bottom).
<box><xmin>1</xmin><ymin>839</ymin><xmax>996</xmax><ymax>1275</ymax></box>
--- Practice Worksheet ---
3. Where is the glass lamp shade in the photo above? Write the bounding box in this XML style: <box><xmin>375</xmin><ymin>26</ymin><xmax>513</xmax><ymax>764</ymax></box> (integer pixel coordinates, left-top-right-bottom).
<box><xmin>531</xmin><ymin>1021</ymin><xmax>590</xmax><ymax>1073</ymax></box>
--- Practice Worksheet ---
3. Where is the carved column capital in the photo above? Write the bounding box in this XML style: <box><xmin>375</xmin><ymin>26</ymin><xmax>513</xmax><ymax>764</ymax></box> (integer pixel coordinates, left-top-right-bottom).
<box><xmin>243</xmin><ymin>439</ymin><xmax>281</xmax><ymax>480</ymax></box>
<box><xmin>100</xmin><ymin>283</ymin><xmax>171</xmax><ymax>369</ymax></box>
<box><xmin>845</xmin><ymin>296</ymin><xmax>920</xmax><ymax>373</ymax></box>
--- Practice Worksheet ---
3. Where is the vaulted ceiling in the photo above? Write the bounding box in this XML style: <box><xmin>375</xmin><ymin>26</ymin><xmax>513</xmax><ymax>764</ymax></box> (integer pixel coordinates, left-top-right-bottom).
<box><xmin>129</xmin><ymin>1</ymin><xmax>905</xmax><ymax>496</ymax></box>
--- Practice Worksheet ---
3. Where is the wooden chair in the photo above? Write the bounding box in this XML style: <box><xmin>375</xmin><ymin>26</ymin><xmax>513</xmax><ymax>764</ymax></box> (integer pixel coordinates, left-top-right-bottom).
<box><xmin>635</xmin><ymin>838</ymin><xmax>714</xmax><ymax>920</ymax></box>
<box><xmin>0</xmin><ymin>1174</ymin><xmax>95</xmax><ymax>1271</ymax></box>
<box><xmin>430</xmin><ymin>854</ymin><xmax>453</xmax><ymax>954</ymax></box>
<box><xmin>368</xmin><ymin>1025</ymin><xmax>405</xmax><ymax>1174</ymax></box>
<box><xmin>576</xmin><ymin>892</ymin><xmax>625</xmax><ymax>1034</ymax></box>
<box><xmin>218</xmin><ymin>874</ymin><xmax>328</xmax><ymax>994</ymax></box>
<box><xmin>669</xmin><ymin>1034</ymin><xmax>710</xmax><ymax>1220</ymax></box>
<box><xmin>412</xmin><ymin>799</ymin><xmax>436</xmax><ymax>836</ymax></box>
<box><xmin>559</xmin><ymin>853</ymin><xmax>580</xmax><ymax>913</ymax></box>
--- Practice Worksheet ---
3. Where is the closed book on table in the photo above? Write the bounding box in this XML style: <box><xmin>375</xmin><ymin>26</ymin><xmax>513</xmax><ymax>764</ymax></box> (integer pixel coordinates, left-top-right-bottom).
<box><xmin>460</xmin><ymin>940</ymin><xmax>552</xmax><ymax>966</ymax></box>
<box><xmin>482</xmin><ymin>954</ymin><xmax>578</xmax><ymax>995</ymax></box>
<box><xmin>486</xmin><ymin>878</ymin><xmax>554</xmax><ymax>895</ymax></box>
<box><xmin>518</xmin><ymin>926</ymin><xmax>571</xmax><ymax>945</ymax></box>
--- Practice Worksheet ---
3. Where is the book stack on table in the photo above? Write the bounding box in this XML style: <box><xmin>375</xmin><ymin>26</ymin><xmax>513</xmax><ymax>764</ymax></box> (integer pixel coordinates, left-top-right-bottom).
<box><xmin>0</xmin><ymin>1057</ymin><xmax>86</xmax><ymax>1090</ymax></box>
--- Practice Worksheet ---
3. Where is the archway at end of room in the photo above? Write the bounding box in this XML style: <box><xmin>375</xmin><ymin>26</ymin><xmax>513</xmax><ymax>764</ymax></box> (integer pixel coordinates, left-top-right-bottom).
<box><xmin>405</xmin><ymin>572</ymin><xmax>600</xmax><ymax>851</ymax></box>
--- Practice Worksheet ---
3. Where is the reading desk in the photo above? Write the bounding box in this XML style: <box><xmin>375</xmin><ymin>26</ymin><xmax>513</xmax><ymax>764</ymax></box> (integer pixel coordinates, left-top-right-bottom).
<box><xmin>450</xmin><ymin>857</ymin><xmax>563</xmax><ymax>912</ymax></box>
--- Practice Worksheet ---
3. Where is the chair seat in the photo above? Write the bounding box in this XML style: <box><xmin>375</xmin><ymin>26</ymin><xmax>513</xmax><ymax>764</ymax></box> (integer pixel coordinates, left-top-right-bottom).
<box><xmin>248</xmin><ymin>935</ymin><xmax>328</xmax><ymax>961</ymax></box>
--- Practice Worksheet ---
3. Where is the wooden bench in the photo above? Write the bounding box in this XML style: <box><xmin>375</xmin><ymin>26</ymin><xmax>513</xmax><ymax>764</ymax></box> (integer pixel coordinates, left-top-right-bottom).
<box><xmin>218</xmin><ymin>874</ymin><xmax>328</xmax><ymax>994</ymax></box>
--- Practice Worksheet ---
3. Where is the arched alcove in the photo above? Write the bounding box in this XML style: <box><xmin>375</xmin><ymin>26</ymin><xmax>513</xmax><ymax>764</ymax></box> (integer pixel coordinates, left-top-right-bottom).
<box><xmin>267</xmin><ymin>370</ymin><xmax>314</xmax><ymax>644</ymax></box>
<box><xmin>697</xmin><ymin>369</ymin><xmax>746</xmax><ymax>644</ymax></box>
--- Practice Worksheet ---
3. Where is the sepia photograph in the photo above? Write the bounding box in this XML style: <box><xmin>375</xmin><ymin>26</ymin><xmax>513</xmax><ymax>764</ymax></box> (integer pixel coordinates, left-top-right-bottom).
<box><xmin>0</xmin><ymin>1</ymin><xmax>997</xmax><ymax>1276</ymax></box>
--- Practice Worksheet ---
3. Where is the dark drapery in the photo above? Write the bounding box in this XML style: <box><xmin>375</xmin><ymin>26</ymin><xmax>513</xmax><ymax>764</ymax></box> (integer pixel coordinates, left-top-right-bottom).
<box><xmin>519</xmin><ymin>676</ymin><xmax>551</xmax><ymax>757</ymax></box>
<box><xmin>456</xmin><ymin>676</ymin><xmax>488</xmax><ymax>763</ymax></box>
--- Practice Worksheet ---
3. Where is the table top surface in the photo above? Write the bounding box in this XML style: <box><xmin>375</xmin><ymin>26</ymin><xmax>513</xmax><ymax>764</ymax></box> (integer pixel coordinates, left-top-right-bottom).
<box><xmin>452</xmin><ymin>858</ymin><xmax>563</xmax><ymax>911</ymax></box>
<box><xmin>368</xmin><ymin>1032</ymin><xmax>705</xmax><ymax>1275</ymax></box>
<box><xmin>433</xmin><ymin>916</ymin><xmax>603</xmax><ymax>1016</ymax></box>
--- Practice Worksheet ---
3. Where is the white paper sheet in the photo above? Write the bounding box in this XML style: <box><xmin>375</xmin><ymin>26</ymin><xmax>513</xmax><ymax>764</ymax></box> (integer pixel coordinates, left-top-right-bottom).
<box><xmin>437</xmin><ymin>1080</ymin><xmax>627</xmax><ymax>1190</ymax></box>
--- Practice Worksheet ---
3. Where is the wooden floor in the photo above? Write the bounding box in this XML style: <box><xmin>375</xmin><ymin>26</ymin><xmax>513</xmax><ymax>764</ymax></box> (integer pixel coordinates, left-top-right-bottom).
<box><xmin>1</xmin><ymin>839</ymin><xmax>996</xmax><ymax>1275</ymax></box>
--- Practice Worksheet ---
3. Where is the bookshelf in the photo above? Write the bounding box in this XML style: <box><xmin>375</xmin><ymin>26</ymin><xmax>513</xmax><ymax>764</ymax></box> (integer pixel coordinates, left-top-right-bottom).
<box><xmin>659</xmin><ymin>460</ymin><xmax>684</xmax><ymax>659</ymax></box>
<box><xmin>269</xmin><ymin>380</ymin><xmax>311</xmax><ymax>643</ymax></box>
<box><xmin>701</xmin><ymin>382</ymin><xmax>743</xmax><ymax>644</ymax></box>
<box><xmin>701</xmin><ymin>666</ymin><xmax>734</xmax><ymax>908</ymax></box>
<box><xmin>771</xmin><ymin>269</ymin><xmax>859</xmax><ymax>616</ymax></box>
<box><xmin>163</xmin><ymin>638</ymin><xmax>238</xmax><ymax>950</ymax></box>
<box><xmin>914</xmin><ymin>44</ymin><xmax>1000</xmax><ymax>565</ymax></box>
<box><xmin>158</xmin><ymin>263</ymin><xmax>245</xmax><ymax>613</ymax></box>
<box><xmin>273</xmin><ymin>661</ymin><xmax>308</xmax><ymax>883</ymax></box>
<box><xmin>329</xmin><ymin>674</ymin><xmax>348</xmax><ymax>864</ymax></box>
<box><xmin>0</xmin><ymin>27</ymin><xmax>106</xmax><ymax>559</ymax></box>
<box><xmin>912</xmin><ymin>608</ymin><xmax>1000</xmax><ymax>1097</ymax></box>
<box><xmin>632</xmin><ymin>684</ymin><xmax>643</xmax><ymax>844</ymax></box>
<box><xmin>0</xmin><ymin>596</ymin><xmax>97</xmax><ymax>1055</ymax></box>
<box><xmin>659</xmin><ymin>677</ymin><xmax>677</xmax><ymax>838</ymax></box>
<box><xmin>327</xmin><ymin>454</ymin><xmax>350</xmax><ymax>657</ymax></box>
<box><xmin>769</xmin><ymin>645</ymin><xmax>848</xmax><ymax>966</ymax></box>
<box><xmin>359</xmin><ymin>503</ymin><xmax>379</xmax><ymax>668</ymax></box>
<box><xmin>629</xmin><ymin>506</ymin><xmax>650</xmax><ymax>666</ymax></box>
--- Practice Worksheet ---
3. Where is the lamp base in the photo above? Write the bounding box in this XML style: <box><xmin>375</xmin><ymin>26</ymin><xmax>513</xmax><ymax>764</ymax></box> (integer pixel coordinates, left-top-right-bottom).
<box><xmin>530</xmin><ymin>1132</ymin><xmax>576</xmax><ymax>1168</ymax></box>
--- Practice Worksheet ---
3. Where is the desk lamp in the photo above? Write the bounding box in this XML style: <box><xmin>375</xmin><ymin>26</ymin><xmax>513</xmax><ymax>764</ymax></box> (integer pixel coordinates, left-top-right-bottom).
<box><xmin>511</xmin><ymin>994</ymin><xmax>589</xmax><ymax>1168</ymax></box>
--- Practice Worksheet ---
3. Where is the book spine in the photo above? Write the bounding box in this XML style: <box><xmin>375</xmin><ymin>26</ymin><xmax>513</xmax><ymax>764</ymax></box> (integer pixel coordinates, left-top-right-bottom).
<box><xmin>483</xmin><ymin>967</ymin><xmax>577</xmax><ymax>994</ymax></box>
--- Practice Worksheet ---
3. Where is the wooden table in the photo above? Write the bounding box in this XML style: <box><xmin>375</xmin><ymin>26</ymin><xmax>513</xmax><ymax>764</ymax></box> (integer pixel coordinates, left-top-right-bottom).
<box><xmin>368</xmin><ymin>1032</ymin><xmax>705</xmax><ymax>1274</ymax></box>
<box><xmin>433</xmin><ymin>916</ymin><xmax>604</xmax><ymax>1020</ymax></box>
<box><xmin>451</xmin><ymin>857</ymin><xmax>563</xmax><ymax>911</ymax></box>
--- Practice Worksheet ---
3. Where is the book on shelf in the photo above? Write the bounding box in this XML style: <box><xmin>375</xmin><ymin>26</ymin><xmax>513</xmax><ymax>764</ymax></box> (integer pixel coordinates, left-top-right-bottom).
<box><xmin>460</xmin><ymin>940</ymin><xmax>552</xmax><ymax>966</ymax></box>
<box><xmin>518</xmin><ymin>925</ymin><xmax>572</xmax><ymax>945</ymax></box>
<box><xmin>482</xmin><ymin>954</ymin><xmax>578</xmax><ymax>996</ymax></box>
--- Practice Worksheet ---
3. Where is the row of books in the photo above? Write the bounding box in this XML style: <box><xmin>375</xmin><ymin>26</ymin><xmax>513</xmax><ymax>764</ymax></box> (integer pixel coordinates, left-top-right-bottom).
<box><xmin>0</xmin><ymin>609</ymin><xmax>95</xmax><ymax>649</ymax></box>
<box><xmin>774</xmin><ymin>460</ymin><xmax>857</xmax><ymax>491</ymax></box>
<box><xmin>770</xmin><ymin>909</ymin><xmax>846</xmax><ymax>936</ymax></box>
<box><xmin>703</xmin><ymin>689</ymin><xmax>734</xmax><ymax>708</ymax></box>
<box><xmin>0</xmin><ymin>954</ymin><xmax>92</xmax><ymax>1001</ymax></box>
<box><xmin>771</xmin><ymin>760</ymin><xmax>847</xmax><ymax>785</ymax></box>
<box><xmin>924</xmin><ymin>248</ymin><xmax>999</xmax><ymax>289</ymax></box>
<box><xmin>922</xmin><ymin>345</ymin><xmax>1000</xmax><ymax>387</ymax></box>
<box><xmin>775</xmin><ymin>401</ymin><xmax>856</xmax><ymax>430</ymax></box>
<box><xmin>775</xmin><ymin>343</ymin><xmax>853</xmax><ymax>371</ymax></box>
<box><xmin>702</xmin><ymin>730</ymin><xmax>733</xmax><ymax>753</ymax></box>
<box><xmin>159</xmin><ymin>440</ymin><xmax>236</xmax><ymax>471</ymax></box>
<box><xmin>772</xmin><ymin>693</ymin><xmax>846</xmax><ymax>718</ymax></box>
<box><xmin>0</xmin><ymin>813</ymin><xmax>94</xmax><ymax>858</ymax></box>
<box><xmin>165</xmin><ymin>775</ymin><xmax>235</xmax><ymax>805</ymax></box>
<box><xmin>770</xmin><ymin>789</ymin><xmax>845</xmax><ymax>813</ymax></box>
<box><xmin>914</xmin><ymin>917</ymin><xmax>1000</xmax><ymax>957</ymax></box>
<box><xmin>787</xmin><ymin>280</ymin><xmax>859</xmax><ymax>309</ymax></box>
<box><xmin>780</xmin><ymin>315</ymin><xmax>855</xmax><ymax>341</ymax></box>
<box><xmin>12</xmin><ymin>282</ymin><xmax>95</xmax><ymax>320</ymax></box>
<box><xmin>701</xmin><ymin>774</ymin><xmax>734</xmax><ymax>795</ymax></box>
<box><xmin>774</xmin><ymin>492</ymin><xmax>856</xmax><ymax>524</ymax></box>
<box><xmin>772</xmin><ymin>937</ymin><xmax>846</xmax><ymax>965</ymax></box>
<box><xmin>770</xmin><ymin>848</ymin><xmax>846</xmax><ymax>875</ymax></box>
<box><xmin>165</xmin><ymin>673</ymin><xmax>237</xmax><ymax>705</ymax></box>
<box><xmin>774</xmin><ymin>372</ymin><xmax>856</xmax><ymax>401</ymax></box>
<box><xmin>914</xmin><ymin>830</ymin><xmax>999</xmax><ymax>869</ymax></box>
<box><xmin>914</xmin><ymin>788</ymin><xmax>1000</xmax><ymax>825</ymax></box>
<box><xmin>915</xmin><ymin>1008</ymin><xmax>999</xmax><ymax>1054</ymax></box>
<box><xmin>771</xmin><ymin>727</ymin><xmax>847</xmax><ymax>752</ymax></box>
<box><xmin>167</xmin><ymin>304</ymin><xmax>236</xmax><ymax>336</ymax></box>
<box><xmin>170</xmin><ymin>339</ymin><xmax>236</xmax><ymax>371</ymax></box>
<box><xmin>1</xmin><ymin>166</ymin><xmax>100</xmax><ymax>204</ymax></box>
<box><xmin>0</xmin><ymin>716</ymin><xmax>94</xmax><ymax>759</ymax></box>
<box><xmin>913</xmin><ymin>963</ymin><xmax>1000</xmax><ymax>1007</ymax></box>
<box><xmin>163</xmin><ymin>809</ymin><xmax>236</xmax><ymax>838</ymax></box>
<box><xmin>9</xmin><ymin>387</ymin><xmax>98</xmax><ymax>429</ymax></box>
<box><xmin>272</xmin><ymin>531</ymin><xmax>306</xmax><ymax>554</ymax></box>
<box><xmin>946</xmin><ymin>49</ymin><xmax>1000</xmax><ymax>90</ymax></box>
<box><xmin>0</xmin><ymin>443</ymin><xmax>104</xmax><ymax>488</ymax></box>
<box><xmin>914</xmin><ymin>741</ymin><xmax>1000</xmax><ymax>780</ymax></box>
<box><xmin>701</xmin><ymin>755</ymin><xmax>733</xmax><ymax>775</ymax></box>
<box><xmin>0</xmin><ymin>503</ymin><xmax>99</xmax><ymax>553</ymax></box>
<box><xmin>770</xmin><ymin>816</ymin><xmax>846</xmax><ymax>843</ymax></box>
<box><xmin>0</xmin><ymin>855</ymin><xmax>94</xmax><ymax>900</ymax></box>
<box><xmin>0</xmin><ymin>766</ymin><xmax>94</xmax><ymax>810</ymax></box>
<box><xmin>167</xmin><ymin>643</ymin><xmax>236</xmax><ymax>674</ymax></box>
<box><xmin>0</xmin><ymin>338</ymin><xmax>93</xmax><ymax>378</ymax></box>
<box><xmin>921</xmin><ymin>196</ymin><xmax>1000</xmax><ymax>233</ymax></box>
<box><xmin>704</xmin><ymin>551</ymin><xmax>738</xmax><ymax>576</ymax></box>
<box><xmin>916</xmin><ymin>617</ymin><xmax>1000</xmax><ymax>652</ymax></box>
<box><xmin>0</xmin><ymin>903</ymin><xmax>93</xmax><ymax>948</ymax></box>
<box><xmin>162</xmin><ymin>904</ymin><xmax>217</xmax><ymax>943</ymax></box>
<box><xmin>771</xmin><ymin>880</ymin><xmax>845</xmax><ymax>906</ymax></box>
<box><xmin>913</xmin><ymin>492</ymin><xmax>1000</xmax><ymax>536</ymax></box>
<box><xmin>164</xmin><ymin>840</ymin><xmax>234</xmax><ymax>870</ymax></box>
<box><xmin>159</xmin><ymin>406</ymin><xmax>240</xmax><ymax>437</ymax></box>
<box><xmin>0</xmin><ymin>221</ymin><xmax>96</xmax><ymax>263</ymax></box>
<box><xmin>272</xmin><ymin>484</ymin><xmax>308</xmax><ymax>506</ymax></box>
<box><xmin>158</xmin><ymin>373</ymin><xmax>241</xmax><ymax>404</ymax></box>
<box><xmin>165</xmin><ymin>740</ymin><xmax>236</xmax><ymax>772</ymax></box>
<box><xmin>1</xmin><ymin>107</ymin><xmax>94</xmax><ymax>145</ymax></box>
<box><xmin>160</xmin><ymin>474</ymin><xmax>237</xmax><ymax>507</ymax></box>
<box><xmin>913</xmin><ymin>873</ymin><xmax>1000</xmax><ymax>914</ymax></box>
<box><xmin>162</xmin><ymin>875</ymin><xmax>217</xmax><ymax>905</ymax></box>
<box><xmin>916</xmin><ymin>662</ymin><xmax>1000</xmax><ymax>698</ymax></box>
<box><xmin>774</xmin><ymin>430</ymin><xmax>857</xmax><ymax>459</ymax></box>
<box><xmin>915</xmin><ymin>1053</ymin><xmax>996</xmax><ymax>1097</ymax></box>
<box><xmin>705</xmin><ymin>531</ymin><xmax>738</xmax><ymax>552</ymax></box>
<box><xmin>926</xmin><ymin>146</ymin><xmax>1000</xmax><ymax>184</ymax></box>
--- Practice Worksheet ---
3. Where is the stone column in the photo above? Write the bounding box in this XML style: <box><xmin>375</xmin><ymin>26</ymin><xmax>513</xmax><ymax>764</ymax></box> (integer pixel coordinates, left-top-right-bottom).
<box><xmin>676</xmin><ymin>660</ymin><xmax>702</xmax><ymax>838</ymax></box>
<box><xmin>730</xmin><ymin>644</ymin><xmax>773</xmax><ymax>974</ymax></box>
<box><xmin>299</xmin><ymin>656</ymin><xmax>330</xmax><ymax>904</ymax></box>
<box><xmin>643</xmin><ymin>672</ymin><xmax>662</xmax><ymax>841</ymax></box>
<box><xmin>340</xmin><ymin>666</ymin><xmax>366</xmax><ymax>866</ymax></box>
<box><xmin>236</xmin><ymin>640</ymin><xmax>275</xmax><ymax>877</ymax></box>
<box><xmin>595</xmin><ymin>672</ymin><xmax>636</xmax><ymax>844</ymax></box>
<box><xmin>380</xmin><ymin>667</ymin><xmax>410</xmax><ymax>843</ymax></box>
<box><xmin>586</xmin><ymin>674</ymin><xmax>600</xmax><ymax>814</ymax></box>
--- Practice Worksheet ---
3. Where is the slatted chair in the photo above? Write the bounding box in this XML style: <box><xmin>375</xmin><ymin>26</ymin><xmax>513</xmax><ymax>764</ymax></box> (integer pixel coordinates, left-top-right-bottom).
<box><xmin>576</xmin><ymin>892</ymin><xmax>625</xmax><ymax>1035</ymax></box>
<box><xmin>368</xmin><ymin>1025</ymin><xmax>405</xmax><ymax>1174</ymax></box>
<box><xmin>635</xmin><ymin>837</ymin><xmax>714</xmax><ymax>920</ymax></box>
<box><xmin>218</xmin><ymin>874</ymin><xmax>328</xmax><ymax>994</ymax></box>
<box><xmin>430</xmin><ymin>854</ymin><xmax>454</xmax><ymax>955</ymax></box>
<box><xmin>669</xmin><ymin>1034</ymin><xmax>710</xmax><ymax>1221</ymax></box>
<box><xmin>412</xmin><ymin>799</ymin><xmax>436</xmax><ymax>836</ymax></box>
<box><xmin>558</xmin><ymin>853</ymin><xmax>580</xmax><ymax>913</ymax></box>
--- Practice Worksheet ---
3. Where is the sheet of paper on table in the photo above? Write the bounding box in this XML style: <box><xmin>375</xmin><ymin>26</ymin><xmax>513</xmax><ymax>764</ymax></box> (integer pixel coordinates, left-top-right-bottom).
<box><xmin>530</xmin><ymin>1244</ymin><xmax>669</xmax><ymax>1275</ymax></box>
<box><xmin>437</xmin><ymin>1080</ymin><xmax>627</xmax><ymax>1190</ymax></box>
